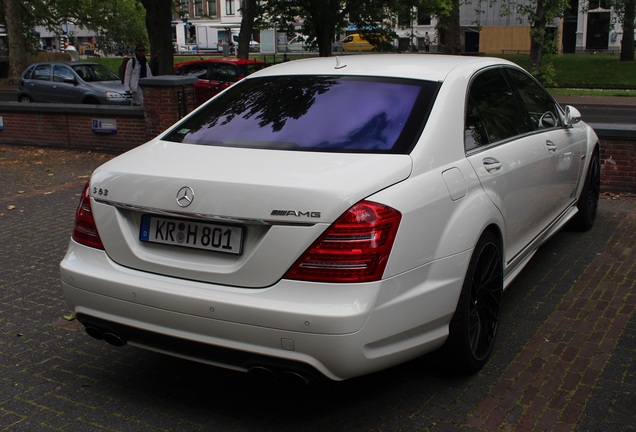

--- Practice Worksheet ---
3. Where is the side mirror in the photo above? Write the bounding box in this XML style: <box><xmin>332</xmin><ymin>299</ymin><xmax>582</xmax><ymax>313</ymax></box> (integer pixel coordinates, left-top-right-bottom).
<box><xmin>564</xmin><ymin>105</ymin><xmax>582</xmax><ymax>126</ymax></box>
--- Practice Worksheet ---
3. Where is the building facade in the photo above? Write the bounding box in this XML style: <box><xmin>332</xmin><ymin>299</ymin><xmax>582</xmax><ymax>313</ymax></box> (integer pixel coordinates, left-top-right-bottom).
<box><xmin>456</xmin><ymin>0</ymin><xmax>629</xmax><ymax>54</ymax></box>
<box><xmin>35</xmin><ymin>22</ymin><xmax>101</xmax><ymax>55</ymax></box>
<box><xmin>176</xmin><ymin>0</ymin><xmax>631</xmax><ymax>54</ymax></box>
<box><xmin>34</xmin><ymin>1</ymin><xmax>630</xmax><ymax>56</ymax></box>
<box><xmin>174</xmin><ymin>0</ymin><xmax>244</xmax><ymax>51</ymax></box>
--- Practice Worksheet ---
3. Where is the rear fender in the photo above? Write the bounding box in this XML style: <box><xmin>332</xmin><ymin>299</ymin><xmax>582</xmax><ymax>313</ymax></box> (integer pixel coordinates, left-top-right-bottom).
<box><xmin>369</xmin><ymin>159</ymin><xmax>503</xmax><ymax>280</ymax></box>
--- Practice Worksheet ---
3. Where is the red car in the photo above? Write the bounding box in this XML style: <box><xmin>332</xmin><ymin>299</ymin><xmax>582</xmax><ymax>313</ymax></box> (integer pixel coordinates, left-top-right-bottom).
<box><xmin>174</xmin><ymin>58</ymin><xmax>266</xmax><ymax>105</ymax></box>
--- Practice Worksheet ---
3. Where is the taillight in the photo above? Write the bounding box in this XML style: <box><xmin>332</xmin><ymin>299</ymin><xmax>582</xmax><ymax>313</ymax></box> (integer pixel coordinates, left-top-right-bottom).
<box><xmin>284</xmin><ymin>201</ymin><xmax>401</xmax><ymax>283</ymax></box>
<box><xmin>71</xmin><ymin>182</ymin><xmax>105</xmax><ymax>250</ymax></box>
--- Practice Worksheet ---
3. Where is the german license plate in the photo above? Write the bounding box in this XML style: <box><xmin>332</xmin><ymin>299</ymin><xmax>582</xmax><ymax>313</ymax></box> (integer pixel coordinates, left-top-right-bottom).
<box><xmin>140</xmin><ymin>214</ymin><xmax>243</xmax><ymax>255</ymax></box>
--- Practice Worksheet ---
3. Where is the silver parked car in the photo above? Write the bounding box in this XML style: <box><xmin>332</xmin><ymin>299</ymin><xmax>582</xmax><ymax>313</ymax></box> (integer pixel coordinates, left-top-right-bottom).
<box><xmin>17</xmin><ymin>61</ymin><xmax>132</xmax><ymax>105</ymax></box>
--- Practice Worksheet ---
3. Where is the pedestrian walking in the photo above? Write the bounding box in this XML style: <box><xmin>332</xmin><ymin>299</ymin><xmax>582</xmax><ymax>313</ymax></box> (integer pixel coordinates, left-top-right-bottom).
<box><xmin>123</xmin><ymin>44</ymin><xmax>153</xmax><ymax>106</ymax></box>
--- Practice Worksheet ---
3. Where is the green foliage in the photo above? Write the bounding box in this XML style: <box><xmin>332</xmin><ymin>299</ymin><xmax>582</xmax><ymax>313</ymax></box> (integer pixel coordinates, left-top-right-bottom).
<box><xmin>497</xmin><ymin>0</ymin><xmax>570</xmax><ymax>22</ymax></box>
<box><xmin>498</xmin><ymin>53</ymin><xmax>636</xmax><ymax>88</ymax></box>
<box><xmin>74</xmin><ymin>0</ymin><xmax>149</xmax><ymax>49</ymax></box>
<box><xmin>1</xmin><ymin>0</ymin><xmax>148</xmax><ymax>51</ymax></box>
<box><xmin>531</xmin><ymin>62</ymin><xmax>556</xmax><ymax>87</ymax></box>
<box><xmin>83</xmin><ymin>52</ymin><xmax>636</xmax><ymax>92</ymax></box>
<box><xmin>256</xmin><ymin>0</ymin><xmax>453</xmax><ymax>56</ymax></box>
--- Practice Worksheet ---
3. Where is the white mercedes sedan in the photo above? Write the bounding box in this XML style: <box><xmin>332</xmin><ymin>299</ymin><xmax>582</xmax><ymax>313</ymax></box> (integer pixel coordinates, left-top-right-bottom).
<box><xmin>60</xmin><ymin>54</ymin><xmax>600</xmax><ymax>383</ymax></box>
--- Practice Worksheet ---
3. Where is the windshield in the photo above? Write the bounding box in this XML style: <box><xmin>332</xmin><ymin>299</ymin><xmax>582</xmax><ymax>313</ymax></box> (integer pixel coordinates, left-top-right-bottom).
<box><xmin>71</xmin><ymin>64</ymin><xmax>120</xmax><ymax>82</ymax></box>
<box><xmin>164</xmin><ymin>75</ymin><xmax>439</xmax><ymax>154</ymax></box>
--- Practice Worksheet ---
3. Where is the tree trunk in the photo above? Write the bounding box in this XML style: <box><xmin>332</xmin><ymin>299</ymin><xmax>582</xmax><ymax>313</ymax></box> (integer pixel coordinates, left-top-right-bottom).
<box><xmin>306</xmin><ymin>0</ymin><xmax>341</xmax><ymax>57</ymax></box>
<box><xmin>620</xmin><ymin>0</ymin><xmax>635</xmax><ymax>61</ymax></box>
<box><xmin>4</xmin><ymin>0</ymin><xmax>28</xmax><ymax>86</ymax></box>
<box><xmin>316</xmin><ymin>26</ymin><xmax>334</xmax><ymax>57</ymax></box>
<box><xmin>237</xmin><ymin>0</ymin><xmax>257</xmax><ymax>59</ymax></box>
<box><xmin>529</xmin><ymin>0</ymin><xmax>548</xmax><ymax>71</ymax></box>
<box><xmin>140</xmin><ymin>0</ymin><xmax>174</xmax><ymax>76</ymax></box>
<box><xmin>439</xmin><ymin>0</ymin><xmax>461</xmax><ymax>54</ymax></box>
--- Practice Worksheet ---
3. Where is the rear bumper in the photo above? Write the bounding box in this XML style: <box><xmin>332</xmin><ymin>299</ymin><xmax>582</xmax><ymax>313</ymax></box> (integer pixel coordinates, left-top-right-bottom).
<box><xmin>60</xmin><ymin>241</ymin><xmax>469</xmax><ymax>380</ymax></box>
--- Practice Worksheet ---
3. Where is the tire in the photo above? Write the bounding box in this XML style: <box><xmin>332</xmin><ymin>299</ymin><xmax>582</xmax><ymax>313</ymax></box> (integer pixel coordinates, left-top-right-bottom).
<box><xmin>569</xmin><ymin>149</ymin><xmax>600</xmax><ymax>232</ymax></box>
<box><xmin>442</xmin><ymin>230</ymin><xmax>503</xmax><ymax>373</ymax></box>
<box><xmin>18</xmin><ymin>94</ymin><xmax>32</xmax><ymax>103</ymax></box>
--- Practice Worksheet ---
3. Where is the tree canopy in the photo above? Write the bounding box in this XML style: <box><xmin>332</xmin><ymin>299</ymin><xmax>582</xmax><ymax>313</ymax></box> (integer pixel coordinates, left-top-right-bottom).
<box><xmin>255</xmin><ymin>0</ymin><xmax>455</xmax><ymax>57</ymax></box>
<box><xmin>2</xmin><ymin>0</ymin><xmax>633</xmax><ymax>86</ymax></box>
<box><xmin>1</xmin><ymin>0</ymin><xmax>150</xmax><ymax>83</ymax></box>
<box><xmin>494</xmin><ymin>0</ymin><xmax>570</xmax><ymax>84</ymax></box>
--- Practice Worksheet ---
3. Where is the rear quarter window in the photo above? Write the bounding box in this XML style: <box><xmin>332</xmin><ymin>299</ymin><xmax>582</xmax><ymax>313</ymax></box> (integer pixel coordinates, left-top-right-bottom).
<box><xmin>32</xmin><ymin>65</ymin><xmax>51</xmax><ymax>81</ymax></box>
<box><xmin>164</xmin><ymin>75</ymin><xmax>439</xmax><ymax>154</ymax></box>
<box><xmin>22</xmin><ymin>65</ymin><xmax>36</xmax><ymax>79</ymax></box>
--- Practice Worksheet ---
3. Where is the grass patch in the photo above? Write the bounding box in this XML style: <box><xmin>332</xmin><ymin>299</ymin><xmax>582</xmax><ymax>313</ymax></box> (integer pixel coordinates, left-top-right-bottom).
<box><xmin>94</xmin><ymin>57</ymin><xmax>125</xmax><ymax>71</ymax></box>
<box><xmin>88</xmin><ymin>52</ymin><xmax>636</xmax><ymax>95</ymax></box>
<box><xmin>548</xmin><ymin>87</ymin><xmax>636</xmax><ymax>97</ymax></box>
<box><xmin>91</xmin><ymin>54</ymin><xmax>292</xmax><ymax>75</ymax></box>
<box><xmin>496</xmin><ymin>53</ymin><xmax>636</xmax><ymax>89</ymax></box>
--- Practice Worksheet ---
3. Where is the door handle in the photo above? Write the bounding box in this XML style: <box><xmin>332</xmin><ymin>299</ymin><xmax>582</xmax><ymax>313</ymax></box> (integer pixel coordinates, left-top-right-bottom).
<box><xmin>483</xmin><ymin>157</ymin><xmax>502</xmax><ymax>172</ymax></box>
<box><xmin>546</xmin><ymin>140</ymin><xmax>557</xmax><ymax>152</ymax></box>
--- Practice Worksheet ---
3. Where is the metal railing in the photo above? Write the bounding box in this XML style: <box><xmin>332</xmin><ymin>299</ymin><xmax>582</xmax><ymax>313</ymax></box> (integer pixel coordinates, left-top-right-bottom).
<box><xmin>177</xmin><ymin>86</ymin><xmax>196</xmax><ymax>119</ymax></box>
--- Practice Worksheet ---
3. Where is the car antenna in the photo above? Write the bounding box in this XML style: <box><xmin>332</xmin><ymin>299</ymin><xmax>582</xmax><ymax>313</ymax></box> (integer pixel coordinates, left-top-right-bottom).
<box><xmin>334</xmin><ymin>56</ymin><xmax>346</xmax><ymax>70</ymax></box>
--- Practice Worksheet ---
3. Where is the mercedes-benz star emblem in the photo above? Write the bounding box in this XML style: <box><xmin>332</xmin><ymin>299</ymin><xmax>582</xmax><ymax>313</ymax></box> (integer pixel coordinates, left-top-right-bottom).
<box><xmin>176</xmin><ymin>186</ymin><xmax>194</xmax><ymax>208</ymax></box>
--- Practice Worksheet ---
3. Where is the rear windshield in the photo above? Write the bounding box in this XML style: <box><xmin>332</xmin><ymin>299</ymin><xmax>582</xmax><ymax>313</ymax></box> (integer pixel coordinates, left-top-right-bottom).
<box><xmin>163</xmin><ymin>75</ymin><xmax>439</xmax><ymax>154</ymax></box>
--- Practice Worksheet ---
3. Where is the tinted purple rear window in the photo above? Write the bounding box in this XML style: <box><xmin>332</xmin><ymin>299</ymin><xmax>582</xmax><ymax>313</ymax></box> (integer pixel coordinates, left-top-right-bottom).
<box><xmin>164</xmin><ymin>76</ymin><xmax>439</xmax><ymax>154</ymax></box>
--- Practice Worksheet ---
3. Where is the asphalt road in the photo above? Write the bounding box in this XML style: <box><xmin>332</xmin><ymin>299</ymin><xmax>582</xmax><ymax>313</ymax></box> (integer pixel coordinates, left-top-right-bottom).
<box><xmin>554</xmin><ymin>95</ymin><xmax>636</xmax><ymax>124</ymax></box>
<box><xmin>2</xmin><ymin>86</ymin><xmax>636</xmax><ymax>124</ymax></box>
<box><xmin>0</xmin><ymin>88</ymin><xmax>15</xmax><ymax>102</ymax></box>
<box><xmin>1</xmin><ymin>144</ymin><xmax>634</xmax><ymax>431</ymax></box>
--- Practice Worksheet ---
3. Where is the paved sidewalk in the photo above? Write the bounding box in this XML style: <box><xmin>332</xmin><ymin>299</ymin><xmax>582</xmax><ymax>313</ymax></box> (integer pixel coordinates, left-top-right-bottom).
<box><xmin>468</xmin><ymin>197</ymin><xmax>636</xmax><ymax>431</ymax></box>
<box><xmin>0</xmin><ymin>145</ymin><xmax>634</xmax><ymax>431</ymax></box>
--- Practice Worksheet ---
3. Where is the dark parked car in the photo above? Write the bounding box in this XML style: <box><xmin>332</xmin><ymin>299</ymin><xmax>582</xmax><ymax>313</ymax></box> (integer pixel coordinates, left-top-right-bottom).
<box><xmin>174</xmin><ymin>58</ymin><xmax>266</xmax><ymax>105</ymax></box>
<box><xmin>17</xmin><ymin>61</ymin><xmax>132</xmax><ymax>105</ymax></box>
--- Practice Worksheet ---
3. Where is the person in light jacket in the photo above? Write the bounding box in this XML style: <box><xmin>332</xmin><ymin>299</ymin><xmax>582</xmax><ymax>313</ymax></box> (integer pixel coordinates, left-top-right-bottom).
<box><xmin>124</xmin><ymin>44</ymin><xmax>153</xmax><ymax>106</ymax></box>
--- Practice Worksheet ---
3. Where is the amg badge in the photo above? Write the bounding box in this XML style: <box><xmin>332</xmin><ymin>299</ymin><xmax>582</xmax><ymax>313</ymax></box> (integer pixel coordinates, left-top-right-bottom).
<box><xmin>271</xmin><ymin>210</ymin><xmax>321</xmax><ymax>218</ymax></box>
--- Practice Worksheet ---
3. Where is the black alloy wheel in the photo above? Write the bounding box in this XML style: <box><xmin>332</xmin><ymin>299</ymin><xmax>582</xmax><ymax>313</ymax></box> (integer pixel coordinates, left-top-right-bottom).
<box><xmin>570</xmin><ymin>148</ymin><xmax>600</xmax><ymax>231</ymax></box>
<box><xmin>442</xmin><ymin>230</ymin><xmax>503</xmax><ymax>373</ymax></box>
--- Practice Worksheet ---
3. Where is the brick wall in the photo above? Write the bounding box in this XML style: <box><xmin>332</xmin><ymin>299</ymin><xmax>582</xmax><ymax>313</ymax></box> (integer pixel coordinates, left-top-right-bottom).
<box><xmin>141</xmin><ymin>75</ymin><xmax>197</xmax><ymax>137</ymax></box>
<box><xmin>0</xmin><ymin>75</ymin><xmax>197</xmax><ymax>153</ymax></box>
<box><xmin>0</xmin><ymin>105</ymin><xmax>146</xmax><ymax>153</ymax></box>
<box><xmin>599</xmin><ymin>139</ymin><xmax>636</xmax><ymax>192</ymax></box>
<box><xmin>0</xmin><ymin>84</ymin><xmax>634</xmax><ymax>193</ymax></box>
<box><xmin>590</xmin><ymin>124</ymin><xmax>636</xmax><ymax>193</ymax></box>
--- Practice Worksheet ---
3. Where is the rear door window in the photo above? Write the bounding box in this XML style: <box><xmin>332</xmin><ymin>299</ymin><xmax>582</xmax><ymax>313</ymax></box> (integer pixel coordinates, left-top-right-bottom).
<box><xmin>53</xmin><ymin>65</ymin><xmax>74</xmax><ymax>82</ymax></box>
<box><xmin>176</xmin><ymin>64</ymin><xmax>208</xmax><ymax>78</ymax></box>
<box><xmin>465</xmin><ymin>68</ymin><xmax>531</xmax><ymax>150</ymax></box>
<box><xmin>164</xmin><ymin>75</ymin><xmax>439</xmax><ymax>154</ymax></box>
<box><xmin>208</xmin><ymin>64</ymin><xmax>237</xmax><ymax>81</ymax></box>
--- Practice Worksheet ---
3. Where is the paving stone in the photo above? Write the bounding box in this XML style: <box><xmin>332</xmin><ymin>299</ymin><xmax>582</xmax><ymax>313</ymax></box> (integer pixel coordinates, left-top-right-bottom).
<box><xmin>1</xmin><ymin>144</ymin><xmax>634</xmax><ymax>431</ymax></box>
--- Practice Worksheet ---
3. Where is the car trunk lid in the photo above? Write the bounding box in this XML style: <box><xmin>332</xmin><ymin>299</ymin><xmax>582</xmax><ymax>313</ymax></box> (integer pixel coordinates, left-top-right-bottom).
<box><xmin>89</xmin><ymin>140</ymin><xmax>412</xmax><ymax>287</ymax></box>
